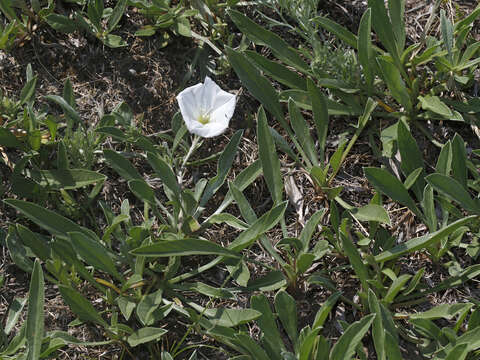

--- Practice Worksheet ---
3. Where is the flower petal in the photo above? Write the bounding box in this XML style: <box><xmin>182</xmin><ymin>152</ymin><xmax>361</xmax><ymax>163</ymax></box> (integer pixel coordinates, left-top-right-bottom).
<box><xmin>188</xmin><ymin>121</ymin><xmax>228</xmax><ymax>138</ymax></box>
<box><xmin>210</xmin><ymin>95</ymin><xmax>236</xmax><ymax>128</ymax></box>
<box><xmin>177</xmin><ymin>83</ymin><xmax>203</xmax><ymax>124</ymax></box>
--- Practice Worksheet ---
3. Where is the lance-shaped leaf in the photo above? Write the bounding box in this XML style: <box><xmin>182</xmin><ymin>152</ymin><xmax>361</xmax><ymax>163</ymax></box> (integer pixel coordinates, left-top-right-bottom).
<box><xmin>251</xmin><ymin>294</ymin><xmax>286</xmax><ymax>358</ymax></box>
<box><xmin>257</xmin><ymin>106</ymin><xmax>283</xmax><ymax>205</ymax></box>
<box><xmin>59</xmin><ymin>285</ymin><xmax>108</xmax><ymax>327</ymax></box>
<box><xmin>225</xmin><ymin>47</ymin><xmax>286</xmax><ymax>129</ymax></box>
<box><xmin>131</xmin><ymin>238</ymin><xmax>240</xmax><ymax>258</ymax></box>
<box><xmin>228</xmin><ymin>201</ymin><xmax>287</xmax><ymax>252</ymax></box>
<box><xmin>330</xmin><ymin>314</ymin><xmax>375</xmax><ymax>360</ymax></box>
<box><xmin>426</xmin><ymin>174</ymin><xmax>480</xmax><ymax>214</ymax></box>
<box><xmin>69</xmin><ymin>232</ymin><xmax>122</xmax><ymax>281</ymax></box>
<box><xmin>104</xmin><ymin>149</ymin><xmax>142</xmax><ymax>181</ymax></box>
<box><xmin>358</xmin><ymin>9</ymin><xmax>374</xmax><ymax>96</ymax></box>
<box><xmin>374</xmin><ymin>215</ymin><xmax>477</xmax><ymax>262</ymax></box>
<box><xmin>4</xmin><ymin>199</ymin><xmax>97</xmax><ymax>240</ymax></box>
<box><xmin>200</xmin><ymin>130</ymin><xmax>243</xmax><ymax>207</ymax></box>
<box><xmin>364</xmin><ymin>167</ymin><xmax>421</xmax><ymax>216</ymax></box>
<box><xmin>228</xmin><ymin>10</ymin><xmax>309</xmax><ymax>73</ymax></box>
<box><xmin>26</xmin><ymin>259</ymin><xmax>44</xmax><ymax>360</ymax></box>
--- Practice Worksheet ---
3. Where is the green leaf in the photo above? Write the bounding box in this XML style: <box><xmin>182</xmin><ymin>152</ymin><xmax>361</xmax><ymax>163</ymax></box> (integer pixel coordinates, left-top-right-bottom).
<box><xmin>104</xmin><ymin>149</ymin><xmax>142</xmax><ymax>181</ymax></box>
<box><xmin>257</xmin><ymin>106</ymin><xmax>283</xmax><ymax>205</ymax></box>
<box><xmin>299</xmin><ymin>208</ymin><xmax>327</xmax><ymax>251</ymax></box>
<box><xmin>403</xmin><ymin>267</ymin><xmax>425</xmax><ymax>295</ymax></box>
<box><xmin>340</xmin><ymin>232</ymin><xmax>370</xmax><ymax>292</ymax></box>
<box><xmin>0</xmin><ymin>0</ymin><xmax>18</xmax><ymax>21</ymax></box>
<box><xmin>441</xmin><ymin>9</ymin><xmax>454</xmax><ymax>63</ymax></box>
<box><xmin>251</xmin><ymin>294</ymin><xmax>286</xmax><ymax>358</ymax></box>
<box><xmin>436</xmin><ymin>141</ymin><xmax>452</xmax><ymax>175</ymax></box>
<box><xmin>16</xmin><ymin>224</ymin><xmax>50</xmax><ymax>261</ymax></box>
<box><xmin>312</xmin><ymin>292</ymin><xmax>341</xmax><ymax>329</ymax></box>
<box><xmin>383</xmin><ymin>274</ymin><xmax>411</xmax><ymax>304</ymax></box>
<box><xmin>418</xmin><ymin>95</ymin><xmax>454</xmax><ymax>118</ymax></box>
<box><xmin>127</xmin><ymin>327</ymin><xmax>167</xmax><ymax>347</ymax></box>
<box><xmin>129</xmin><ymin>179</ymin><xmax>156</xmax><ymax>205</ymax></box>
<box><xmin>245</xmin><ymin>50</ymin><xmax>307</xmax><ymax>90</ymax></box>
<box><xmin>228</xmin><ymin>201</ymin><xmax>287</xmax><ymax>252</ymax></box>
<box><xmin>0</xmin><ymin>127</ymin><xmax>23</xmax><ymax>148</ymax></box>
<box><xmin>103</xmin><ymin>34</ymin><xmax>128</xmax><ymax>48</ymax></box>
<box><xmin>69</xmin><ymin>232</ymin><xmax>121</xmax><ymax>280</ymax></box>
<box><xmin>289</xmin><ymin>98</ymin><xmax>318</xmax><ymax>166</ymax></box>
<box><xmin>181</xmin><ymin>282</ymin><xmax>235</xmax><ymax>299</ymax></box>
<box><xmin>364</xmin><ymin>167</ymin><xmax>420</xmax><ymax>216</ymax></box>
<box><xmin>6</xmin><ymin>226</ymin><xmax>34</xmax><ymax>273</ymax></box>
<box><xmin>87</xmin><ymin>0</ymin><xmax>103</xmax><ymax>28</ymax></box>
<box><xmin>377</xmin><ymin>57</ymin><xmax>411</xmax><ymax>111</ymax></box>
<box><xmin>388</xmin><ymin>0</ymin><xmax>406</xmax><ymax>53</ymax></box>
<box><xmin>45</xmin><ymin>95</ymin><xmax>81</xmax><ymax>124</ymax></box>
<box><xmin>307</xmin><ymin>79</ymin><xmax>329</xmax><ymax>162</ymax></box>
<box><xmin>45</xmin><ymin>13</ymin><xmax>78</xmax><ymax>33</ymax></box>
<box><xmin>136</xmin><ymin>290</ymin><xmax>165</xmax><ymax>326</ymax></box>
<box><xmin>358</xmin><ymin>9</ymin><xmax>374</xmax><ymax>95</ymax></box>
<box><xmin>233</xmin><ymin>333</ymin><xmax>270</xmax><ymax>360</ymax></box>
<box><xmin>215</xmin><ymin>160</ymin><xmax>262</xmax><ymax>214</ymax></box>
<box><xmin>107</xmin><ymin>0</ymin><xmax>127</xmax><ymax>32</ymax></box>
<box><xmin>454</xmin><ymin>4</ymin><xmax>480</xmax><ymax>31</ymax></box>
<box><xmin>131</xmin><ymin>238</ymin><xmax>240</xmax><ymax>258</ymax></box>
<box><xmin>443</xmin><ymin>343</ymin><xmax>469</xmax><ymax>360</ymax></box>
<box><xmin>32</xmin><ymin>169</ymin><xmax>106</xmax><ymax>190</ymax></box>
<box><xmin>58</xmin><ymin>285</ymin><xmax>108</xmax><ymax>327</ymax></box>
<box><xmin>368</xmin><ymin>0</ymin><xmax>401</xmax><ymax>59</ymax></box>
<box><xmin>404</xmin><ymin>168</ymin><xmax>424</xmax><ymax>190</ymax></box>
<box><xmin>275</xmin><ymin>290</ymin><xmax>298</xmax><ymax>346</ymax></box>
<box><xmin>451</xmin><ymin>134</ymin><xmax>468</xmax><ymax>189</ymax></box>
<box><xmin>225</xmin><ymin>47</ymin><xmax>285</xmax><ymax>127</ymax></box>
<box><xmin>426</xmin><ymin>173</ymin><xmax>480</xmax><ymax>214</ymax></box>
<box><xmin>314</xmin><ymin>16</ymin><xmax>358</xmax><ymax>49</ymax></box>
<box><xmin>4</xmin><ymin>199</ymin><xmax>96</xmax><ymax>240</ymax></box>
<box><xmin>200</xmin><ymin>130</ymin><xmax>243</xmax><ymax>207</ymax></box>
<box><xmin>368</xmin><ymin>290</ymin><xmax>386</xmax><ymax>360</ymax></box>
<box><xmin>374</xmin><ymin>215</ymin><xmax>477</xmax><ymax>262</ymax></box>
<box><xmin>4</xmin><ymin>297</ymin><xmax>27</xmax><ymax>335</ymax></box>
<box><xmin>246</xmin><ymin>270</ymin><xmax>287</xmax><ymax>291</ymax></box>
<box><xmin>228</xmin><ymin>10</ymin><xmax>309</xmax><ymax>73</ymax></box>
<box><xmin>397</xmin><ymin>120</ymin><xmax>424</xmax><ymax>199</ymax></box>
<box><xmin>330</xmin><ymin>314</ymin><xmax>375</xmax><ymax>360</ymax></box>
<box><xmin>203</xmin><ymin>308</ymin><xmax>262</xmax><ymax>328</ymax></box>
<box><xmin>147</xmin><ymin>152</ymin><xmax>181</xmax><ymax>198</ymax></box>
<box><xmin>349</xmin><ymin>204</ymin><xmax>390</xmax><ymax>225</ymax></box>
<box><xmin>26</xmin><ymin>259</ymin><xmax>44</xmax><ymax>360</ymax></box>
<box><xmin>20</xmin><ymin>76</ymin><xmax>37</xmax><ymax>105</ymax></box>
<box><xmin>410</xmin><ymin>303</ymin><xmax>473</xmax><ymax>321</ymax></box>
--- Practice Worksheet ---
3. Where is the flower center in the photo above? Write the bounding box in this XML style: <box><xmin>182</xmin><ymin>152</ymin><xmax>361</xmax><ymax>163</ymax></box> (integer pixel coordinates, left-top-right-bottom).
<box><xmin>197</xmin><ymin>113</ymin><xmax>210</xmax><ymax>125</ymax></box>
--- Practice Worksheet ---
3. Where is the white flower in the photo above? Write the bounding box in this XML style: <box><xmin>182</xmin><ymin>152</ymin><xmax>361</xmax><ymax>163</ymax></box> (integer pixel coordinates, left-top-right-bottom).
<box><xmin>176</xmin><ymin>76</ymin><xmax>236</xmax><ymax>138</ymax></box>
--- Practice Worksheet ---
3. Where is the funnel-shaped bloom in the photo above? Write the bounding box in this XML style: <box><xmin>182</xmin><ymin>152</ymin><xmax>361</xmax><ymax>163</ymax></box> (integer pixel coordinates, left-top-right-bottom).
<box><xmin>176</xmin><ymin>77</ymin><xmax>236</xmax><ymax>138</ymax></box>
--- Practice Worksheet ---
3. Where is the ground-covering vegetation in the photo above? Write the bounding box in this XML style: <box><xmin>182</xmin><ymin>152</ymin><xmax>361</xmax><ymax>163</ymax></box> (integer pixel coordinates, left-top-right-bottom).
<box><xmin>1</xmin><ymin>0</ymin><xmax>480</xmax><ymax>358</ymax></box>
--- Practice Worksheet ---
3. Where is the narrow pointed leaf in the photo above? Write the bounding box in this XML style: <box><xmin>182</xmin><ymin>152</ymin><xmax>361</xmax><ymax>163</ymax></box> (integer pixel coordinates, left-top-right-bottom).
<box><xmin>4</xmin><ymin>199</ymin><xmax>96</xmax><ymax>240</ymax></box>
<box><xmin>26</xmin><ymin>259</ymin><xmax>44</xmax><ymax>360</ymax></box>
<box><xmin>58</xmin><ymin>285</ymin><xmax>108</xmax><ymax>327</ymax></box>
<box><xmin>364</xmin><ymin>167</ymin><xmax>420</xmax><ymax>216</ymax></box>
<box><xmin>257</xmin><ymin>106</ymin><xmax>283</xmax><ymax>205</ymax></box>
<box><xmin>228</xmin><ymin>10</ymin><xmax>309</xmax><ymax>73</ymax></box>
<box><xmin>131</xmin><ymin>238</ymin><xmax>240</xmax><ymax>258</ymax></box>
<box><xmin>374</xmin><ymin>215</ymin><xmax>476</xmax><ymax>262</ymax></box>
<box><xmin>330</xmin><ymin>314</ymin><xmax>375</xmax><ymax>360</ymax></box>
<box><xmin>275</xmin><ymin>290</ymin><xmax>298</xmax><ymax>346</ymax></box>
<box><xmin>200</xmin><ymin>130</ymin><xmax>243</xmax><ymax>207</ymax></box>
<box><xmin>307</xmin><ymin>79</ymin><xmax>329</xmax><ymax>162</ymax></box>
<box><xmin>225</xmin><ymin>47</ymin><xmax>285</xmax><ymax>127</ymax></box>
